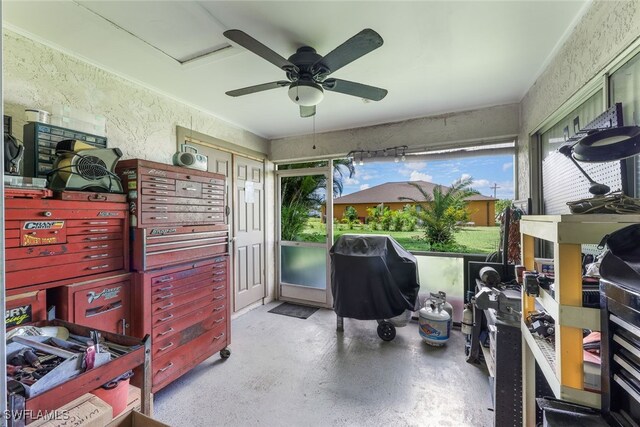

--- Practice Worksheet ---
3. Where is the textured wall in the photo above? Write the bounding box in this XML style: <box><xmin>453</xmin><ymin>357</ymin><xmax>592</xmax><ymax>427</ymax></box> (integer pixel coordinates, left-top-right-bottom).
<box><xmin>2</xmin><ymin>29</ymin><xmax>268</xmax><ymax>161</ymax></box>
<box><xmin>270</xmin><ymin>103</ymin><xmax>519</xmax><ymax>161</ymax></box>
<box><xmin>518</xmin><ymin>0</ymin><xmax>640</xmax><ymax>198</ymax></box>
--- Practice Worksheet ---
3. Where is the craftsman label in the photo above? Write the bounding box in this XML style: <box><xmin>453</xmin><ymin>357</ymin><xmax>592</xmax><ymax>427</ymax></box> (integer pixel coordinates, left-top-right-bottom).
<box><xmin>87</xmin><ymin>286</ymin><xmax>122</xmax><ymax>304</ymax></box>
<box><xmin>23</xmin><ymin>221</ymin><xmax>64</xmax><ymax>230</ymax></box>
<box><xmin>97</xmin><ymin>211</ymin><xmax>120</xmax><ymax>217</ymax></box>
<box><xmin>5</xmin><ymin>304</ymin><xmax>32</xmax><ymax>327</ymax></box>
<box><xmin>150</xmin><ymin>228</ymin><xmax>177</xmax><ymax>236</ymax></box>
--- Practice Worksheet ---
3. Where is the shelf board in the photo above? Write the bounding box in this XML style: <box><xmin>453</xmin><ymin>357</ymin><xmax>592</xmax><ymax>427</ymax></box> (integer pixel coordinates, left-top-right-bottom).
<box><xmin>522</xmin><ymin>321</ymin><xmax>559</xmax><ymax>392</ymax></box>
<box><xmin>522</xmin><ymin>321</ymin><xmax>602</xmax><ymax>409</ymax></box>
<box><xmin>535</xmin><ymin>287</ymin><xmax>601</xmax><ymax>331</ymax></box>
<box><xmin>521</xmin><ymin>215</ymin><xmax>640</xmax><ymax>245</ymax></box>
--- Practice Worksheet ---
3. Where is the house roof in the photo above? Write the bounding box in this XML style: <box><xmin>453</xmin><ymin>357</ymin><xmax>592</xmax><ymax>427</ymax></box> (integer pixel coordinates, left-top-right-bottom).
<box><xmin>334</xmin><ymin>181</ymin><xmax>497</xmax><ymax>205</ymax></box>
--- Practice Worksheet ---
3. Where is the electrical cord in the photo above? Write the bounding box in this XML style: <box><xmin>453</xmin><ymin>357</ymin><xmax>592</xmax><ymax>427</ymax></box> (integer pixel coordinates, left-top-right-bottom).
<box><xmin>567</xmin><ymin>190</ymin><xmax>640</xmax><ymax>214</ymax></box>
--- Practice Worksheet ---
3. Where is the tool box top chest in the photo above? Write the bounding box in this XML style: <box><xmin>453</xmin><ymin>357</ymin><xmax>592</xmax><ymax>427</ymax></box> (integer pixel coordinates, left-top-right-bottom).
<box><xmin>116</xmin><ymin>159</ymin><xmax>226</xmax><ymax>228</ymax></box>
<box><xmin>5</xmin><ymin>197</ymin><xmax>129</xmax><ymax>294</ymax></box>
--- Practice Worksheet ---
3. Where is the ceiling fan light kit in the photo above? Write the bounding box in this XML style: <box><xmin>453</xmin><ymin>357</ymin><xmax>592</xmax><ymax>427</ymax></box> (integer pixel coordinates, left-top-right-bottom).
<box><xmin>288</xmin><ymin>81</ymin><xmax>324</xmax><ymax>107</ymax></box>
<box><xmin>223</xmin><ymin>28</ymin><xmax>388</xmax><ymax>117</ymax></box>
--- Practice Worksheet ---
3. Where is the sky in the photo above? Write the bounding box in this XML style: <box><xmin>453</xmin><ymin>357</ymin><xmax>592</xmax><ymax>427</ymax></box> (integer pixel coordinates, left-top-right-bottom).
<box><xmin>340</xmin><ymin>154</ymin><xmax>515</xmax><ymax>200</ymax></box>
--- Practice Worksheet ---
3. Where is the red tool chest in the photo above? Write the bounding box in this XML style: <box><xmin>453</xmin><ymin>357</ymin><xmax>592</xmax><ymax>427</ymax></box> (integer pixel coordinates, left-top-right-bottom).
<box><xmin>50</xmin><ymin>272</ymin><xmax>133</xmax><ymax>335</ymax></box>
<box><xmin>131</xmin><ymin>224</ymin><xmax>229</xmax><ymax>271</ymax></box>
<box><xmin>116</xmin><ymin>159</ymin><xmax>226</xmax><ymax>228</ymax></box>
<box><xmin>132</xmin><ymin>255</ymin><xmax>230</xmax><ymax>392</ymax></box>
<box><xmin>5</xmin><ymin>198</ymin><xmax>129</xmax><ymax>292</ymax></box>
<box><xmin>5</xmin><ymin>290</ymin><xmax>47</xmax><ymax>329</ymax></box>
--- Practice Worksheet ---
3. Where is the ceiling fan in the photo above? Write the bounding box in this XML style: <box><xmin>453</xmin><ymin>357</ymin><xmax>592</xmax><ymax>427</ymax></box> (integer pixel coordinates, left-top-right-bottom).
<box><xmin>223</xmin><ymin>28</ymin><xmax>388</xmax><ymax>118</ymax></box>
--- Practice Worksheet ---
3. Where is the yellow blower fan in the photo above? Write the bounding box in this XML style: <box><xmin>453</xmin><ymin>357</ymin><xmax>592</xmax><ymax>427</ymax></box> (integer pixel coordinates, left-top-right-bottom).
<box><xmin>48</xmin><ymin>140</ymin><xmax>124</xmax><ymax>193</ymax></box>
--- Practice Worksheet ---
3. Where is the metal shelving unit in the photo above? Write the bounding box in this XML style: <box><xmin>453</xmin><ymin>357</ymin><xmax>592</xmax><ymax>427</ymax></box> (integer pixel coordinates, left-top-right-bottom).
<box><xmin>520</xmin><ymin>214</ymin><xmax>640</xmax><ymax>426</ymax></box>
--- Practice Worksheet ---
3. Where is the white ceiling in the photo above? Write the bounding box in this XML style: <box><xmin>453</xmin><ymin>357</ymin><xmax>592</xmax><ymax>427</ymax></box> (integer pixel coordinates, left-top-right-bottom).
<box><xmin>3</xmin><ymin>1</ymin><xmax>588</xmax><ymax>139</ymax></box>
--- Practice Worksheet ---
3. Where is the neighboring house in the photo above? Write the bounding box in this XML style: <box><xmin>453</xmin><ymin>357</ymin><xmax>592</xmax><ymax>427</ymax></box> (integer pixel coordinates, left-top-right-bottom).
<box><xmin>329</xmin><ymin>181</ymin><xmax>497</xmax><ymax>226</ymax></box>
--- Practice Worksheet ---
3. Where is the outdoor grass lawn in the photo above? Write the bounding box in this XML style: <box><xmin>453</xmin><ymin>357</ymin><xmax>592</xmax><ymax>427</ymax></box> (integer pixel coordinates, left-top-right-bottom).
<box><xmin>298</xmin><ymin>219</ymin><xmax>501</xmax><ymax>254</ymax></box>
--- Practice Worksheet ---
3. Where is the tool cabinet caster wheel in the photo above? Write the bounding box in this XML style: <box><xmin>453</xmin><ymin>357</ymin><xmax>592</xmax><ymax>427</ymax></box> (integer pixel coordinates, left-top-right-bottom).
<box><xmin>220</xmin><ymin>348</ymin><xmax>231</xmax><ymax>359</ymax></box>
<box><xmin>377</xmin><ymin>321</ymin><xmax>396</xmax><ymax>341</ymax></box>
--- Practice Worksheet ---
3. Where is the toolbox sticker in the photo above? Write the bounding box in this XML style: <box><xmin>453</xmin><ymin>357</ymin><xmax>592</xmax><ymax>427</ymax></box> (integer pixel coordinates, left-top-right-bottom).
<box><xmin>87</xmin><ymin>286</ymin><xmax>122</xmax><ymax>304</ymax></box>
<box><xmin>128</xmin><ymin>181</ymin><xmax>137</xmax><ymax>190</ymax></box>
<box><xmin>148</xmin><ymin>169</ymin><xmax>167</xmax><ymax>176</ymax></box>
<box><xmin>5</xmin><ymin>305</ymin><xmax>32</xmax><ymax>327</ymax></box>
<box><xmin>150</xmin><ymin>228</ymin><xmax>177</xmax><ymax>235</ymax></box>
<box><xmin>23</xmin><ymin>221</ymin><xmax>64</xmax><ymax>230</ymax></box>
<box><xmin>97</xmin><ymin>211</ymin><xmax>120</xmax><ymax>217</ymax></box>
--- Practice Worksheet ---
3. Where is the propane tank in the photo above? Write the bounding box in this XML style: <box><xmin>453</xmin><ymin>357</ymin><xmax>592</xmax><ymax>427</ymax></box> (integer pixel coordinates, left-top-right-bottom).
<box><xmin>419</xmin><ymin>297</ymin><xmax>451</xmax><ymax>346</ymax></box>
<box><xmin>461</xmin><ymin>303</ymin><xmax>474</xmax><ymax>335</ymax></box>
<box><xmin>435</xmin><ymin>291</ymin><xmax>454</xmax><ymax>322</ymax></box>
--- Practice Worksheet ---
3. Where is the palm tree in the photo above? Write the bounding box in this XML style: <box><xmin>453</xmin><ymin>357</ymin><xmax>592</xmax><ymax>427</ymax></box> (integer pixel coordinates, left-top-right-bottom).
<box><xmin>280</xmin><ymin>160</ymin><xmax>354</xmax><ymax>241</ymax></box>
<box><xmin>400</xmin><ymin>177</ymin><xmax>478</xmax><ymax>246</ymax></box>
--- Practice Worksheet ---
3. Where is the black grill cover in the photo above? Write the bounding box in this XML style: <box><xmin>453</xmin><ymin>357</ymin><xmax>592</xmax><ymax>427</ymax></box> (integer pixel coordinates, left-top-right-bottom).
<box><xmin>330</xmin><ymin>234</ymin><xmax>420</xmax><ymax>320</ymax></box>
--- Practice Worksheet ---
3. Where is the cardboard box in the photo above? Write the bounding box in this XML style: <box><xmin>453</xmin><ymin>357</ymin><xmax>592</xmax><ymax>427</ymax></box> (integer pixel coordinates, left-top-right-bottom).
<box><xmin>107</xmin><ymin>411</ymin><xmax>169</xmax><ymax>427</ymax></box>
<box><xmin>29</xmin><ymin>394</ymin><xmax>113</xmax><ymax>427</ymax></box>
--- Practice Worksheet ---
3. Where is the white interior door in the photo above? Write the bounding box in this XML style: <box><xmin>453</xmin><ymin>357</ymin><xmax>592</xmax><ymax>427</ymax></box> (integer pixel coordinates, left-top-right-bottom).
<box><xmin>233</xmin><ymin>155</ymin><xmax>266</xmax><ymax>311</ymax></box>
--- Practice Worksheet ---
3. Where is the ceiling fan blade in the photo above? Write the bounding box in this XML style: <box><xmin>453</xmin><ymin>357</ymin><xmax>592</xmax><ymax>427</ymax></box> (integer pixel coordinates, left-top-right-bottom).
<box><xmin>322</xmin><ymin>78</ymin><xmax>387</xmax><ymax>101</ymax></box>
<box><xmin>313</xmin><ymin>29</ymin><xmax>383</xmax><ymax>75</ymax></box>
<box><xmin>224</xmin><ymin>29</ymin><xmax>298</xmax><ymax>72</ymax></box>
<box><xmin>300</xmin><ymin>105</ymin><xmax>316</xmax><ymax>118</ymax></box>
<box><xmin>226</xmin><ymin>81</ymin><xmax>290</xmax><ymax>97</ymax></box>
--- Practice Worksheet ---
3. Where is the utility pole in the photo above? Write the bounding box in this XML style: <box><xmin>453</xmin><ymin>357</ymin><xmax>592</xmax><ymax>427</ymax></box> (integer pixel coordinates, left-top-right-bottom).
<box><xmin>490</xmin><ymin>183</ymin><xmax>500</xmax><ymax>198</ymax></box>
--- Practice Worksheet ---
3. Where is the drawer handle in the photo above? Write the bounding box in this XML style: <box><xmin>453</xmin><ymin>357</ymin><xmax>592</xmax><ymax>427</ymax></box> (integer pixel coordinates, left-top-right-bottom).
<box><xmin>157</xmin><ymin>277</ymin><xmax>174</xmax><ymax>283</ymax></box>
<box><xmin>42</xmin><ymin>211</ymin><xmax>52</xmax><ymax>217</ymax></box>
<box><xmin>158</xmin><ymin>293</ymin><xmax>174</xmax><ymax>300</ymax></box>
<box><xmin>214</xmin><ymin>271</ymin><xmax>225</xmax><ymax>276</ymax></box>
<box><xmin>158</xmin><ymin>362</ymin><xmax>174</xmax><ymax>373</ymax></box>
<box><xmin>213</xmin><ymin>285</ymin><xmax>225</xmax><ymax>291</ymax></box>
<box><xmin>215</xmin><ymin>317</ymin><xmax>225</xmax><ymax>324</ymax></box>
<box><xmin>157</xmin><ymin>286</ymin><xmax>173</xmax><ymax>292</ymax></box>
<box><xmin>88</xmin><ymin>264</ymin><xmax>110</xmax><ymax>270</ymax></box>
<box><xmin>159</xmin><ymin>303</ymin><xmax>174</xmax><ymax>310</ymax></box>
<box><xmin>152</xmin><ymin>191</ymin><xmax>169</xmax><ymax>195</ymax></box>
<box><xmin>151</xmin><ymin>198</ymin><xmax>168</xmax><ymax>202</ymax></box>
<box><xmin>158</xmin><ymin>327</ymin><xmax>175</xmax><ymax>337</ymax></box>
<box><xmin>87</xmin><ymin>244</ymin><xmax>109</xmax><ymax>249</ymax></box>
<box><xmin>159</xmin><ymin>314</ymin><xmax>174</xmax><ymax>322</ymax></box>
<box><xmin>86</xmin><ymin>236</ymin><xmax>109</xmax><ymax>241</ymax></box>
<box><xmin>183</xmin><ymin>187</ymin><xmax>197</xmax><ymax>191</ymax></box>
<box><xmin>89</xmin><ymin>228</ymin><xmax>109</xmax><ymax>232</ymax></box>
<box><xmin>87</xmin><ymin>253</ymin><xmax>109</xmax><ymax>259</ymax></box>
<box><xmin>214</xmin><ymin>295</ymin><xmax>225</xmax><ymax>301</ymax></box>
<box><xmin>149</xmin><ymin>177</ymin><xmax>168</xmax><ymax>183</ymax></box>
<box><xmin>151</xmin><ymin>216</ymin><xmax>168</xmax><ymax>220</ymax></box>
<box><xmin>87</xmin><ymin>221</ymin><xmax>109</xmax><ymax>225</ymax></box>
<box><xmin>213</xmin><ymin>333</ymin><xmax>225</xmax><ymax>341</ymax></box>
<box><xmin>150</xmin><ymin>206</ymin><xmax>168</xmax><ymax>210</ymax></box>
<box><xmin>214</xmin><ymin>278</ymin><xmax>225</xmax><ymax>282</ymax></box>
<box><xmin>214</xmin><ymin>306</ymin><xmax>225</xmax><ymax>312</ymax></box>
<box><xmin>159</xmin><ymin>342</ymin><xmax>174</xmax><ymax>352</ymax></box>
<box><xmin>150</xmin><ymin>184</ymin><xmax>168</xmax><ymax>188</ymax></box>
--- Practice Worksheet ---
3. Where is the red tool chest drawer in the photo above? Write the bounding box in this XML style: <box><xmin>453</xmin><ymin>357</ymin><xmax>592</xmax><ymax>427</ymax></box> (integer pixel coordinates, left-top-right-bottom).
<box><xmin>5</xmin><ymin>290</ymin><xmax>47</xmax><ymax>329</ymax></box>
<box><xmin>116</xmin><ymin>159</ymin><xmax>226</xmax><ymax>228</ymax></box>
<box><xmin>131</xmin><ymin>256</ymin><xmax>230</xmax><ymax>392</ymax></box>
<box><xmin>131</xmin><ymin>224</ymin><xmax>229</xmax><ymax>271</ymax></box>
<box><xmin>50</xmin><ymin>272</ymin><xmax>133</xmax><ymax>335</ymax></box>
<box><xmin>5</xmin><ymin>198</ymin><xmax>129</xmax><ymax>292</ymax></box>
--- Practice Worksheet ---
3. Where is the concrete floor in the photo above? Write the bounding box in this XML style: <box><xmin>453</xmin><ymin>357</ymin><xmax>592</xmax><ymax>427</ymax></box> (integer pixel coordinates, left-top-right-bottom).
<box><xmin>154</xmin><ymin>302</ymin><xmax>493</xmax><ymax>427</ymax></box>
